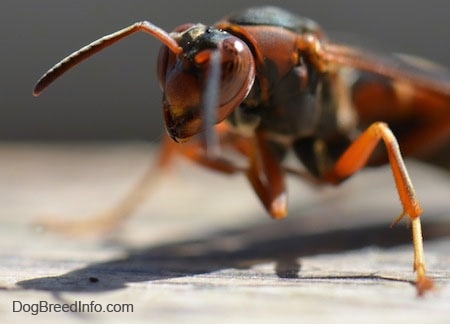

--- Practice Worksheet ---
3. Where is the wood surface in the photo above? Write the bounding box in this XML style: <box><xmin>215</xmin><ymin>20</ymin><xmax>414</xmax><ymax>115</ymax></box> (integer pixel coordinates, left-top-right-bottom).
<box><xmin>0</xmin><ymin>143</ymin><xmax>449</xmax><ymax>323</ymax></box>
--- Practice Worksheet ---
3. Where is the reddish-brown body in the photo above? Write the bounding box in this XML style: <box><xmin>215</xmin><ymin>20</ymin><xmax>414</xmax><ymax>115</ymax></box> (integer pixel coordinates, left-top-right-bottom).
<box><xmin>33</xmin><ymin>6</ymin><xmax>450</xmax><ymax>295</ymax></box>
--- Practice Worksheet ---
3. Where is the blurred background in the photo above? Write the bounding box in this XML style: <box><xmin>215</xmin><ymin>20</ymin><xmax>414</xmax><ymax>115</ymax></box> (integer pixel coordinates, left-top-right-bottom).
<box><xmin>2</xmin><ymin>0</ymin><xmax>450</xmax><ymax>142</ymax></box>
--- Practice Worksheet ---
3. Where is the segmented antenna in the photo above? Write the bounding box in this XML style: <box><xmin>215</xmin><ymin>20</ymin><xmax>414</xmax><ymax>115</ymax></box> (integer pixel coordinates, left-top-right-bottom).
<box><xmin>33</xmin><ymin>21</ymin><xmax>182</xmax><ymax>96</ymax></box>
<box><xmin>201</xmin><ymin>50</ymin><xmax>222</xmax><ymax>158</ymax></box>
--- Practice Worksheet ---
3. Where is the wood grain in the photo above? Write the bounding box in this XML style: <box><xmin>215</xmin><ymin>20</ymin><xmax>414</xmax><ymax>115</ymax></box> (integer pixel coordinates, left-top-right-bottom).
<box><xmin>1</xmin><ymin>143</ymin><xmax>449</xmax><ymax>323</ymax></box>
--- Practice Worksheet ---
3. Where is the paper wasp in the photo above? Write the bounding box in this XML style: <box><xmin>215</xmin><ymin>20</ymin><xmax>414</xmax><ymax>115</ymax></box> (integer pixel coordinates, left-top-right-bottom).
<box><xmin>33</xmin><ymin>6</ymin><xmax>450</xmax><ymax>295</ymax></box>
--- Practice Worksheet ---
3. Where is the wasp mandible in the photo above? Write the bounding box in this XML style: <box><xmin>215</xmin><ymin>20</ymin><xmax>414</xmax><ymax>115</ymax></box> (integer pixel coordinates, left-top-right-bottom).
<box><xmin>34</xmin><ymin>6</ymin><xmax>450</xmax><ymax>295</ymax></box>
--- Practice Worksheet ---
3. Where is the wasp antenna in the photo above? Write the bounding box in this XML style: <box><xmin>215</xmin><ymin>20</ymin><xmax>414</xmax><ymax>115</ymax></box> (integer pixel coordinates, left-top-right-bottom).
<box><xmin>201</xmin><ymin>50</ymin><xmax>222</xmax><ymax>158</ymax></box>
<box><xmin>33</xmin><ymin>21</ymin><xmax>182</xmax><ymax>96</ymax></box>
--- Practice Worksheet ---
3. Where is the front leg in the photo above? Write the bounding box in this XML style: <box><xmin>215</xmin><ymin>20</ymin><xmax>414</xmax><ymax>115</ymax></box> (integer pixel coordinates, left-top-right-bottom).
<box><xmin>36</xmin><ymin>124</ymin><xmax>243</xmax><ymax>236</ymax></box>
<box><xmin>245</xmin><ymin>132</ymin><xmax>287</xmax><ymax>219</ymax></box>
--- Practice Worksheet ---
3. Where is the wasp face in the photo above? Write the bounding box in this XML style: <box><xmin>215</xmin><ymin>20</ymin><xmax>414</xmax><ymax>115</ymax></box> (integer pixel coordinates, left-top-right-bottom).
<box><xmin>157</xmin><ymin>24</ymin><xmax>255</xmax><ymax>142</ymax></box>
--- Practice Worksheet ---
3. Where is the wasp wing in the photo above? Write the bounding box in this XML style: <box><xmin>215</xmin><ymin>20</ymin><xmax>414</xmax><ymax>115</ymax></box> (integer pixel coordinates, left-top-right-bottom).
<box><xmin>320</xmin><ymin>41</ymin><xmax>450</xmax><ymax>162</ymax></box>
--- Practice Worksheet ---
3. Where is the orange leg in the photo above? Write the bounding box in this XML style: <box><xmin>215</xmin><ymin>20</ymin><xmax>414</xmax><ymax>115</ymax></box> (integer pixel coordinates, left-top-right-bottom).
<box><xmin>38</xmin><ymin>126</ymin><xmax>245</xmax><ymax>236</ymax></box>
<box><xmin>37</xmin><ymin>135</ymin><xmax>178</xmax><ymax>236</ymax></box>
<box><xmin>176</xmin><ymin>142</ymin><xmax>243</xmax><ymax>175</ymax></box>
<box><xmin>245</xmin><ymin>132</ymin><xmax>287</xmax><ymax>219</ymax></box>
<box><xmin>325</xmin><ymin>122</ymin><xmax>434</xmax><ymax>295</ymax></box>
<box><xmin>183</xmin><ymin>131</ymin><xmax>305</xmax><ymax>219</ymax></box>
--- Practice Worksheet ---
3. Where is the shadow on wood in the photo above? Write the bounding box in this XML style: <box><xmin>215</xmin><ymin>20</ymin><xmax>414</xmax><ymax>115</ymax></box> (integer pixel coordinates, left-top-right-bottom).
<box><xmin>17</xmin><ymin>214</ymin><xmax>450</xmax><ymax>293</ymax></box>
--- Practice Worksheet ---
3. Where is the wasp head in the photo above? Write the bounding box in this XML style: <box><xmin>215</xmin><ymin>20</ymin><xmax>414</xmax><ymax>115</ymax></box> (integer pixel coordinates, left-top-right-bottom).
<box><xmin>158</xmin><ymin>24</ymin><xmax>255</xmax><ymax>142</ymax></box>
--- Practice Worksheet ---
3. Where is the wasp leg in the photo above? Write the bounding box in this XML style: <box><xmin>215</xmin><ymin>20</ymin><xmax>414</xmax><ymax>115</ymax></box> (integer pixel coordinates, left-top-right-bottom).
<box><xmin>175</xmin><ymin>143</ymin><xmax>242</xmax><ymax>175</ymax></box>
<box><xmin>245</xmin><ymin>132</ymin><xmax>287</xmax><ymax>219</ymax></box>
<box><xmin>36</xmin><ymin>135</ymin><xmax>177</xmax><ymax>236</ymax></box>
<box><xmin>325</xmin><ymin>121</ymin><xmax>434</xmax><ymax>295</ymax></box>
<box><xmin>37</xmin><ymin>126</ymin><xmax>244</xmax><ymax>236</ymax></box>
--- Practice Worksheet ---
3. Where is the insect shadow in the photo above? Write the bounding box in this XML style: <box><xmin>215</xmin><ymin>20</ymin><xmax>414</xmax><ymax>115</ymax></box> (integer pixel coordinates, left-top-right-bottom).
<box><xmin>17</xmin><ymin>211</ymin><xmax>450</xmax><ymax>293</ymax></box>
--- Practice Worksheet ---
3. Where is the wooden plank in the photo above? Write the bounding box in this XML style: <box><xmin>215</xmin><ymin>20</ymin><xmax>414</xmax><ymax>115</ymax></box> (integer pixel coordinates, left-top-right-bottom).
<box><xmin>0</xmin><ymin>143</ymin><xmax>449</xmax><ymax>323</ymax></box>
